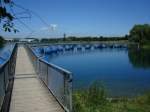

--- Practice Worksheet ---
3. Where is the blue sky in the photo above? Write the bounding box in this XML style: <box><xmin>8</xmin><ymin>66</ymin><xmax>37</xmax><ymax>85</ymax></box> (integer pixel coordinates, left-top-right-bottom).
<box><xmin>1</xmin><ymin>0</ymin><xmax>150</xmax><ymax>38</ymax></box>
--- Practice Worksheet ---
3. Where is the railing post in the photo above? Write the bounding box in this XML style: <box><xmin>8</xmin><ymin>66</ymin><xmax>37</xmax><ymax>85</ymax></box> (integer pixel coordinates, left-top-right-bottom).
<box><xmin>38</xmin><ymin>60</ymin><xmax>41</xmax><ymax>78</ymax></box>
<box><xmin>46</xmin><ymin>64</ymin><xmax>48</xmax><ymax>85</ymax></box>
<box><xmin>64</xmin><ymin>73</ymin><xmax>73</xmax><ymax>112</ymax></box>
<box><xmin>3</xmin><ymin>68</ymin><xmax>6</xmax><ymax>94</ymax></box>
<box><xmin>36</xmin><ymin>57</ymin><xmax>38</xmax><ymax>73</ymax></box>
<box><xmin>68</xmin><ymin>73</ymin><xmax>73</xmax><ymax>112</ymax></box>
<box><xmin>69</xmin><ymin>75</ymin><xmax>73</xmax><ymax>112</ymax></box>
<box><xmin>35</xmin><ymin>57</ymin><xmax>37</xmax><ymax>73</ymax></box>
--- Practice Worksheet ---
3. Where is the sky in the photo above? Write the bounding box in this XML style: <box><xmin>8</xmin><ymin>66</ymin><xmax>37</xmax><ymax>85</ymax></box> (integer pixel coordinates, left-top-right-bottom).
<box><xmin>1</xmin><ymin>0</ymin><xmax>150</xmax><ymax>38</ymax></box>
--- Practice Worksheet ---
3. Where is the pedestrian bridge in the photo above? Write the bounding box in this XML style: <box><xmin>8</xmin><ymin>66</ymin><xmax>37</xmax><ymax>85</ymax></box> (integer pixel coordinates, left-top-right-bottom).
<box><xmin>0</xmin><ymin>44</ymin><xmax>72</xmax><ymax>112</ymax></box>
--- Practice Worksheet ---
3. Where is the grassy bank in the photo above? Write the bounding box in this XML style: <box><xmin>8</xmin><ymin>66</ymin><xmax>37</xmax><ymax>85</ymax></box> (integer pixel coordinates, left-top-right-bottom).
<box><xmin>73</xmin><ymin>82</ymin><xmax>150</xmax><ymax>112</ymax></box>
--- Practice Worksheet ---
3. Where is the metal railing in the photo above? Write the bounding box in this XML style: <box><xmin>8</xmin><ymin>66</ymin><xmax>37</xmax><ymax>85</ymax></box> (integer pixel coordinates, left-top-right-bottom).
<box><xmin>0</xmin><ymin>44</ymin><xmax>17</xmax><ymax>111</ymax></box>
<box><xmin>26</xmin><ymin>45</ymin><xmax>73</xmax><ymax>112</ymax></box>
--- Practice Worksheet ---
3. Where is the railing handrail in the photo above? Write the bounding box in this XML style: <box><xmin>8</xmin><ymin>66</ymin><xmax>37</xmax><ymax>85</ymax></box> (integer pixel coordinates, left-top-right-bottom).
<box><xmin>29</xmin><ymin>45</ymin><xmax>72</xmax><ymax>79</ymax></box>
<box><xmin>40</xmin><ymin>59</ymin><xmax>72</xmax><ymax>75</ymax></box>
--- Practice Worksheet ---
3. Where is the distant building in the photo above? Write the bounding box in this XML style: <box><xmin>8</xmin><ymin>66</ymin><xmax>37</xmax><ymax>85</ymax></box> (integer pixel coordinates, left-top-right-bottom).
<box><xmin>5</xmin><ymin>38</ymin><xmax>39</xmax><ymax>43</ymax></box>
<box><xmin>5</xmin><ymin>38</ymin><xmax>14</xmax><ymax>42</ymax></box>
<box><xmin>20</xmin><ymin>38</ymin><xmax>36</xmax><ymax>43</ymax></box>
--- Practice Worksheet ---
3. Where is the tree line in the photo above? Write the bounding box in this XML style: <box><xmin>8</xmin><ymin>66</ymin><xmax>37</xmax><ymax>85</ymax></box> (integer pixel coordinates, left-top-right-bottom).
<box><xmin>1</xmin><ymin>23</ymin><xmax>150</xmax><ymax>45</ymax></box>
<box><xmin>40</xmin><ymin>36</ymin><xmax>128</xmax><ymax>43</ymax></box>
<box><xmin>40</xmin><ymin>24</ymin><xmax>150</xmax><ymax>44</ymax></box>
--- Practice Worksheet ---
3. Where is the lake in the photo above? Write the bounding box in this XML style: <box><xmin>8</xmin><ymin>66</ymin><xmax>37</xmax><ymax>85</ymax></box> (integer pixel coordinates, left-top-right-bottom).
<box><xmin>34</xmin><ymin>44</ymin><xmax>150</xmax><ymax>97</ymax></box>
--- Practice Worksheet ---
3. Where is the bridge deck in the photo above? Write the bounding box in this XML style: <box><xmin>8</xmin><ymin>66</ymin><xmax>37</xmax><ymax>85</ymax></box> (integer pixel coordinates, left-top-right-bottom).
<box><xmin>9</xmin><ymin>46</ymin><xmax>64</xmax><ymax>112</ymax></box>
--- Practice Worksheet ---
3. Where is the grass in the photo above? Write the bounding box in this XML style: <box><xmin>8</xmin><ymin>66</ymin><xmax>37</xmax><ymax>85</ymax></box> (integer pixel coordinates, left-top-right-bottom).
<box><xmin>73</xmin><ymin>82</ymin><xmax>150</xmax><ymax>112</ymax></box>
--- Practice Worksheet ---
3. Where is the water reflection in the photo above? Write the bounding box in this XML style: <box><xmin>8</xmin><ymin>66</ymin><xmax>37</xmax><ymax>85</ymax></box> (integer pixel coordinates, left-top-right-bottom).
<box><xmin>128</xmin><ymin>46</ymin><xmax>150</xmax><ymax>68</ymax></box>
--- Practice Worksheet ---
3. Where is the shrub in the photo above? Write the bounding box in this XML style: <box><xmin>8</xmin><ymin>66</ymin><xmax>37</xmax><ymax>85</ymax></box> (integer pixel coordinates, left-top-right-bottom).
<box><xmin>73</xmin><ymin>81</ymin><xmax>108</xmax><ymax>112</ymax></box>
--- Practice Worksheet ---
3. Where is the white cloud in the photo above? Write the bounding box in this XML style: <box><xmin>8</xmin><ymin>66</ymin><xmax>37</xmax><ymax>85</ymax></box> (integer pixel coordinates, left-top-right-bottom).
<box><xmin>50</xmin><ymin>24</ymin><xmax>57</xmax><ymax>31</ymax></box>
<box><xmin>40</xmin><ymin>24</ymin><xmax>58</xmax><ymax>31</ymax></box>
<box><xmin>40</xmin><ymin>27</ymin><xmax>49</xmax><ymax>31</ymax></box>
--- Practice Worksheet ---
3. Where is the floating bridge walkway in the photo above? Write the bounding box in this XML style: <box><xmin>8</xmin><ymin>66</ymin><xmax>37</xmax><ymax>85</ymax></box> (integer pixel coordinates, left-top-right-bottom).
<box><xmin>9</xmin><ymin>46</ymin><xmax>65</xmax><ymax>112</ymax></box>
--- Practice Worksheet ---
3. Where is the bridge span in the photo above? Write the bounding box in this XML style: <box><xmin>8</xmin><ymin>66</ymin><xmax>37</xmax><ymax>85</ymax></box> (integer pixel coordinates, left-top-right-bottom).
<box><xmin>9</xmin><ymin>46</ymin><xmax>65</xmax><ymax>112</ymax></box>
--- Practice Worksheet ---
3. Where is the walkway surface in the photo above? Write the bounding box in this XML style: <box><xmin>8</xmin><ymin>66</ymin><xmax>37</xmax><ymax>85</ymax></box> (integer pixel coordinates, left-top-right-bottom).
<box><xmin>9</xmin><ymin>46</ymin><xmax>64</xmax><ymax>112</ymax></box>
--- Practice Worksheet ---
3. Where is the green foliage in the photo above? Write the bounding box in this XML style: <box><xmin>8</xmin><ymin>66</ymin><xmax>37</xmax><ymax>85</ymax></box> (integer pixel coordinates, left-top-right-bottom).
<box><xmin>87</xmin><ymin>82</ymin><xmax>107</xmax><ymax>107</ymax></box>
<box><xmin>73</xmin><ymin>82</ymin><xmax>150</xmax><ymax>112</ymax></box>
<box><xmin>0</xmin><ymin>0</ymin><xmax>18</xmax><ymax>32</ymax></box>
<box><xmin>129</xmin><ymin>24</ymin><xmax>150</xmax><ymax>44</ymax></box>
<box><xmin>40</xmin><ymin>36</ymin><xmax>128</xmax><ymax>43</ymax></box>
<box><xmin>73</xmin><ymin>92</ymin><xmax>87</xmax><ymax>112</ymax></box>
<box><xmin>73</xmin><ymin>82</ymin><xmax>111</xmax><ymax>112</ymax></box>
<box><xmin>41</xmin><ymin>38</ymin><xmax>62</xmax><ymax>43</ymax></box>
<box><xmin>135</xmin><ymin>92</ymin><xmax>150</xmax><ymax>105</ymax></box>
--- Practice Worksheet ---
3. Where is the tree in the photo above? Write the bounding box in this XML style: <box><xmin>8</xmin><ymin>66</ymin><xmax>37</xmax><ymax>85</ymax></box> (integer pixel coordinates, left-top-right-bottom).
<box><xmin>129</xmin><ymin>24</ymin><xmax>150</xmax><ymax>44</ymax></box>
<box><xmin>0</xmin><ymin>0</ymin><xmax>18</xmax><ymax>32</ymax></box>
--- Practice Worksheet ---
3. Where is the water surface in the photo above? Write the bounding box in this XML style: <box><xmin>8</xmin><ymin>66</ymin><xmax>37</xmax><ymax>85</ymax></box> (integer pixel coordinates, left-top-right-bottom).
<box><xmin>43</xmin><ymin>48</ymin><xmax>150</xmax><ymax>97</ymax></box>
